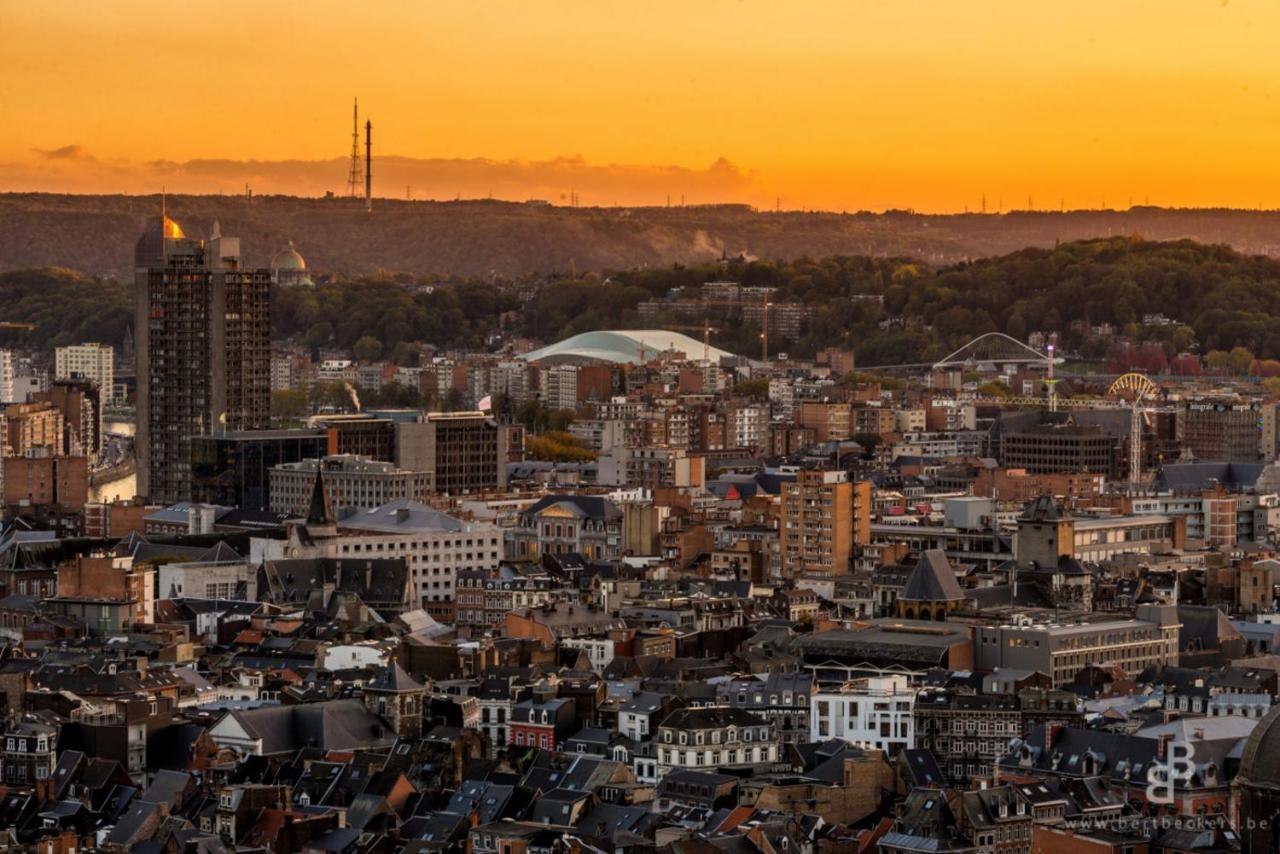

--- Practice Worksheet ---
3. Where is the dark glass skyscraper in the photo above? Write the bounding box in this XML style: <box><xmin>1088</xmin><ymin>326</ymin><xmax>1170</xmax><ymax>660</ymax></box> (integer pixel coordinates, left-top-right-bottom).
<box><xmin>134</xmin><ymin>215</ymin><xmax>271</xmax><ymax>503</ymax></box>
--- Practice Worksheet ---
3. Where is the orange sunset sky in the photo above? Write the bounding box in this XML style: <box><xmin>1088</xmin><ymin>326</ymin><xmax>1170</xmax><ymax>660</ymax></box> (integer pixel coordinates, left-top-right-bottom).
<box><xmin>1</xmin><ymin>0</ymin><xmax>1277</xmax><ymax>212</ymax></box>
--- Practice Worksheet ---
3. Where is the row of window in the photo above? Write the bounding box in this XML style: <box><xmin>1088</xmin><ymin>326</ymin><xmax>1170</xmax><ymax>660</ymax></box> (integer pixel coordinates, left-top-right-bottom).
<box><xmin>661</xmin><ymin>727</ymin><xmax>768</xmax><ymax>745</ymax></box>
<box><xmin>3</xmin><ymin>737</ymin><xmax>49</xmax><ymax>753</ymax></box>
<box><xmin>660</xmin><ymin>746</ymin><xmax>771</xmax><ymax>766</ymax></box>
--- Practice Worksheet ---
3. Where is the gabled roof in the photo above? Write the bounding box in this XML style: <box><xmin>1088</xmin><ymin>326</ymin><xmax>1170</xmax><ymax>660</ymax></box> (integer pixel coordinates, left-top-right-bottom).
<box><xmin>106</xmin><ymin>799</ymin><xmax>164</xmax><ymax>847</ymax></box>
<box><xmin>899</xmin><ymin>550</ymin><xmax>964</xmax><ymax>602</ymax></box>
<box><xmin>217</xmin><ymin>699</ymin><xmax>396</xmax><ymax>755</ymax></box>
<box><xmin>142</xmin><ymin>770</ymin><xmax>192</xmax><ymax>808</ymax></box>
<box><xmin>1019</xmin><ymin>495</ymin><xmax>1067</xmax><ymax>522</ymax></box>
<box><xmin>197</xmin><ymin>540</ymin><xmax>245</xmax><ymax>564</ymax></box>
<box><xmin>660</xmin><ymin>706</ymin><xmax>768</xmax><ymax>731</ymax></box>
<box><xmin>899</xmin><ymin>748</ymin><xmax>946</xmax><ymax>788</ymax></box>
<box><xmin>367</xmin><ymin>661</ymin><xmax>424</xmax><ymax>693</ymax></box>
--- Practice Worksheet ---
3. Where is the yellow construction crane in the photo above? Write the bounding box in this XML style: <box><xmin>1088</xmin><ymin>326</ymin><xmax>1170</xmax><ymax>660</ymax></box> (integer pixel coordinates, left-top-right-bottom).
<box><xmin>664</xmin><ymin>319</ymin><xmax>721</xmax><ymax>363</ymax></box>
<box><xmin>694</xmin><ymin>293</ymin><xmax>771</xmax><ymax>363</ymax></box>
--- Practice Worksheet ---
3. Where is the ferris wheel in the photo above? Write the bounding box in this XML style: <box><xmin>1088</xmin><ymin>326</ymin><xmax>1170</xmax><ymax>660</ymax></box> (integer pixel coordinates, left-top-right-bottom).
<box><xmin>1107</xmin><ymin>373</ymin><xmax>1163</xmax><ymax>485</ymax></box>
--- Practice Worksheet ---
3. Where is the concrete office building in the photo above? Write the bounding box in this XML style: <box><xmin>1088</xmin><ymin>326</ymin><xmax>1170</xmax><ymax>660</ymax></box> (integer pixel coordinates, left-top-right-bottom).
<box><xmin>395</xmin><ymin>412</ymin><xmax>522</xmax><ymax>494</ymax></box>
<box><xmin>1181</xmin><ymin>398</ymin><xmax>1266</xmax><ymax>462</ymax></box>
<box><xmin>1016</xmin><ymin>495</ymin><xmax>1185</xmax><ymax>566</ymax></box>
<box><xmin>269</xmin><ymin>454</ymin><xmax>432</xmax><ymax>515</ymax></box>
<box><xmin>1000</xmin><ymin>423</ymin><xmax>1116</xmax><ymax>476</ymax></box>
<box><xmin>973</xmin><ymin>606</ymin><xmax>1181</xmax><ymax>687</ymax></box>
<box><xmin>135</xmin><ymin>216</ymin><xmax>271</xmax><ymax>502</ymax></box>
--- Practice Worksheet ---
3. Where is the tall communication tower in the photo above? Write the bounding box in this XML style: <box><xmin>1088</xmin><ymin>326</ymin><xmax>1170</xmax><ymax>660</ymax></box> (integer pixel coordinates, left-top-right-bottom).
<box><xmin>346</xmin><ymin>98</ymin><xmax>363</xmax><ymax>198</ymax></box>
<box><xmin>365</xmin><ymin>119</ymin><xmax>372</xmax><ymax>213</ymax></box>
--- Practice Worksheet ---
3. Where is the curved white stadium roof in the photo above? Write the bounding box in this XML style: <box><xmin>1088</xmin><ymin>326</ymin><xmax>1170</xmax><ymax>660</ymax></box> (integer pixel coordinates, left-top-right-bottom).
<box><xmin>521</xmin><ymin>330</ymin><xmax>737</xmax><ymax>365</ymax></box>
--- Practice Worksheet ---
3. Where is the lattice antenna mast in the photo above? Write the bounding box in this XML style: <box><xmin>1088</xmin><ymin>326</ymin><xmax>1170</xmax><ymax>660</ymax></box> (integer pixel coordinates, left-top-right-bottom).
<box><xmin>346</xmin><ymin>98</ymin><xmax>363</xmax><ymax>198</ymax></box>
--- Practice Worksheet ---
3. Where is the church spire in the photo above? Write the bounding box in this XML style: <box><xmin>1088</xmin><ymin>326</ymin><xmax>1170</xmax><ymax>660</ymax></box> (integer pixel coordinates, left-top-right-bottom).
<box><xmin>306</xmin><ymin>466</ymin><xmax>333</xmax><ymax>526</ymax></box>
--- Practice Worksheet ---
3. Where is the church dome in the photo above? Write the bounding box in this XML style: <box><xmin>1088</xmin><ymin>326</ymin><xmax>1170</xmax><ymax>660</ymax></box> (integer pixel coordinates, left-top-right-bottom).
<box><xmin>1237</xmin><ymin>703</ymin><xmax>1280</xmax><ymax>790</ymax></box>
<box><xmin>272</xmin><ymin>241</ymin><xmax>306</xmax><ymax>271</ymax></box>
<box><xmin>134</xmin><ymin>215</ymin><xmax>186</xmax><ymax>266</ymax></box>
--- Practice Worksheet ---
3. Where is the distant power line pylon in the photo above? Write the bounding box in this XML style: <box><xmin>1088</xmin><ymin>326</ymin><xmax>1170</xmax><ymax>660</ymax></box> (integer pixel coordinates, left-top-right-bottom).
<box><xmin>346</xmin><ymin>98</ymin><xmax>363</xmax><ymax>199</ymax></box>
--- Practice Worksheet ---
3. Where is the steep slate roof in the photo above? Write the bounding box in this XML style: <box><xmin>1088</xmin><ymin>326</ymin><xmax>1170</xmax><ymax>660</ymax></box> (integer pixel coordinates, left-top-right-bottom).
<box><xmin>338</xmin><ymin>499</ymin><xmax>465</xmax><ymax>533</ymax></box>
<box><xmin>220</xmin><ymin>699</ymin><xmax>397</xmax><ymax>755</ymax></box>
<box><xmin>1179</xmin><ymin>604</ymin><xmax>1243</xmax><ymax>653</ymax></box>
<box><xmin>443</xmin><ymin>780</ymin><xmax>523</xmax><ymax>824</ymax></box>
<box><xmin>899</xmin><ymin>550</ymin><xmax>965</xmax><ymax>602</ymax></box>
<box><xmin>660</xmin><ymin>706</ymin><xmax>768</xmax><ymax>730</ymax></box>
<box><xmin>1019</xmin><ymin>495</ymin><xmax>1067</xmax><ymax>522</ymax></box>
<box><xmin>367</xmin><ymin>661</ymin><xmax>424</xmax><ymax>693</ymax></box>
<box><xmin>142</xmin><ymin>770</ymin><xmax>192</xmax><ymax>808</ymax></box>
<box><xmin>258</xmin><ymin>557</ymin><xmax>410</xmax><ymax>608</ymax></box>
<box><xmin>106</xmin><ymin>800</ymin><xmax>164</xmax><ymax>848</ymax></box>
<box><xmin>900</xmin><ymin>748</ymin><xmax>947</xmax><ymax>788</ymax></box>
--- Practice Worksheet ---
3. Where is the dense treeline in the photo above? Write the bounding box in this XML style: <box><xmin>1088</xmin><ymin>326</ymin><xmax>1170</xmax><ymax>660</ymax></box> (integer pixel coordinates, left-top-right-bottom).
<box><xmin>588</xmin><ymin>238</ymin><xmax>1280</xmax><ymax>364</ymax></box>
<box><xmin>0</xmin><ymin>268</ymin><xmax>132</xmax><ymax>350</ymax></box>
<box><xmin>7</xmin><ymin>238</ymin><xmax>1280</xmax><ymax>367</ymax></box>
<box><xmin>874</xmin><ymin>237</ymin><xmax>1280</xmax><ymax>361</ymax></box>
<box><xmin>271</xmin><ymin>278</ymin><xmax>519</xmax><ymax>355</ymax></box>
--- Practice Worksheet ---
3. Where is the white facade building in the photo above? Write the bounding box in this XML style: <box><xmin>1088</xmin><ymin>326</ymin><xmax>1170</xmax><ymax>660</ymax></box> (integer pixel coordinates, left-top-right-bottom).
<box><xmin>250</xmin><ymin>499</ymin><xmax>502</xmax><ymax>608</ymax></box>
<box><xmin>810</xmin><ymin>675</ymin><xmax>915</xmax><ymax>756</ymax></box>
<box><xmin>655</xmin><ymin>707</ymin><xmax>779</xmax><ymax>780</ymax></box>
<box><xmin>539</xmin><ymin>364</ymin><xmax>581</xmax><ymax>410</ymax></box>
<box><xmin>55</xmin><ymin>343</ymin><xmax>115</xmax><ymax>400</ymax></box>
<box><xmin>0</xmin><ymin>350</ymin><xmax>14</xmax><ymax>404</ymax></box>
